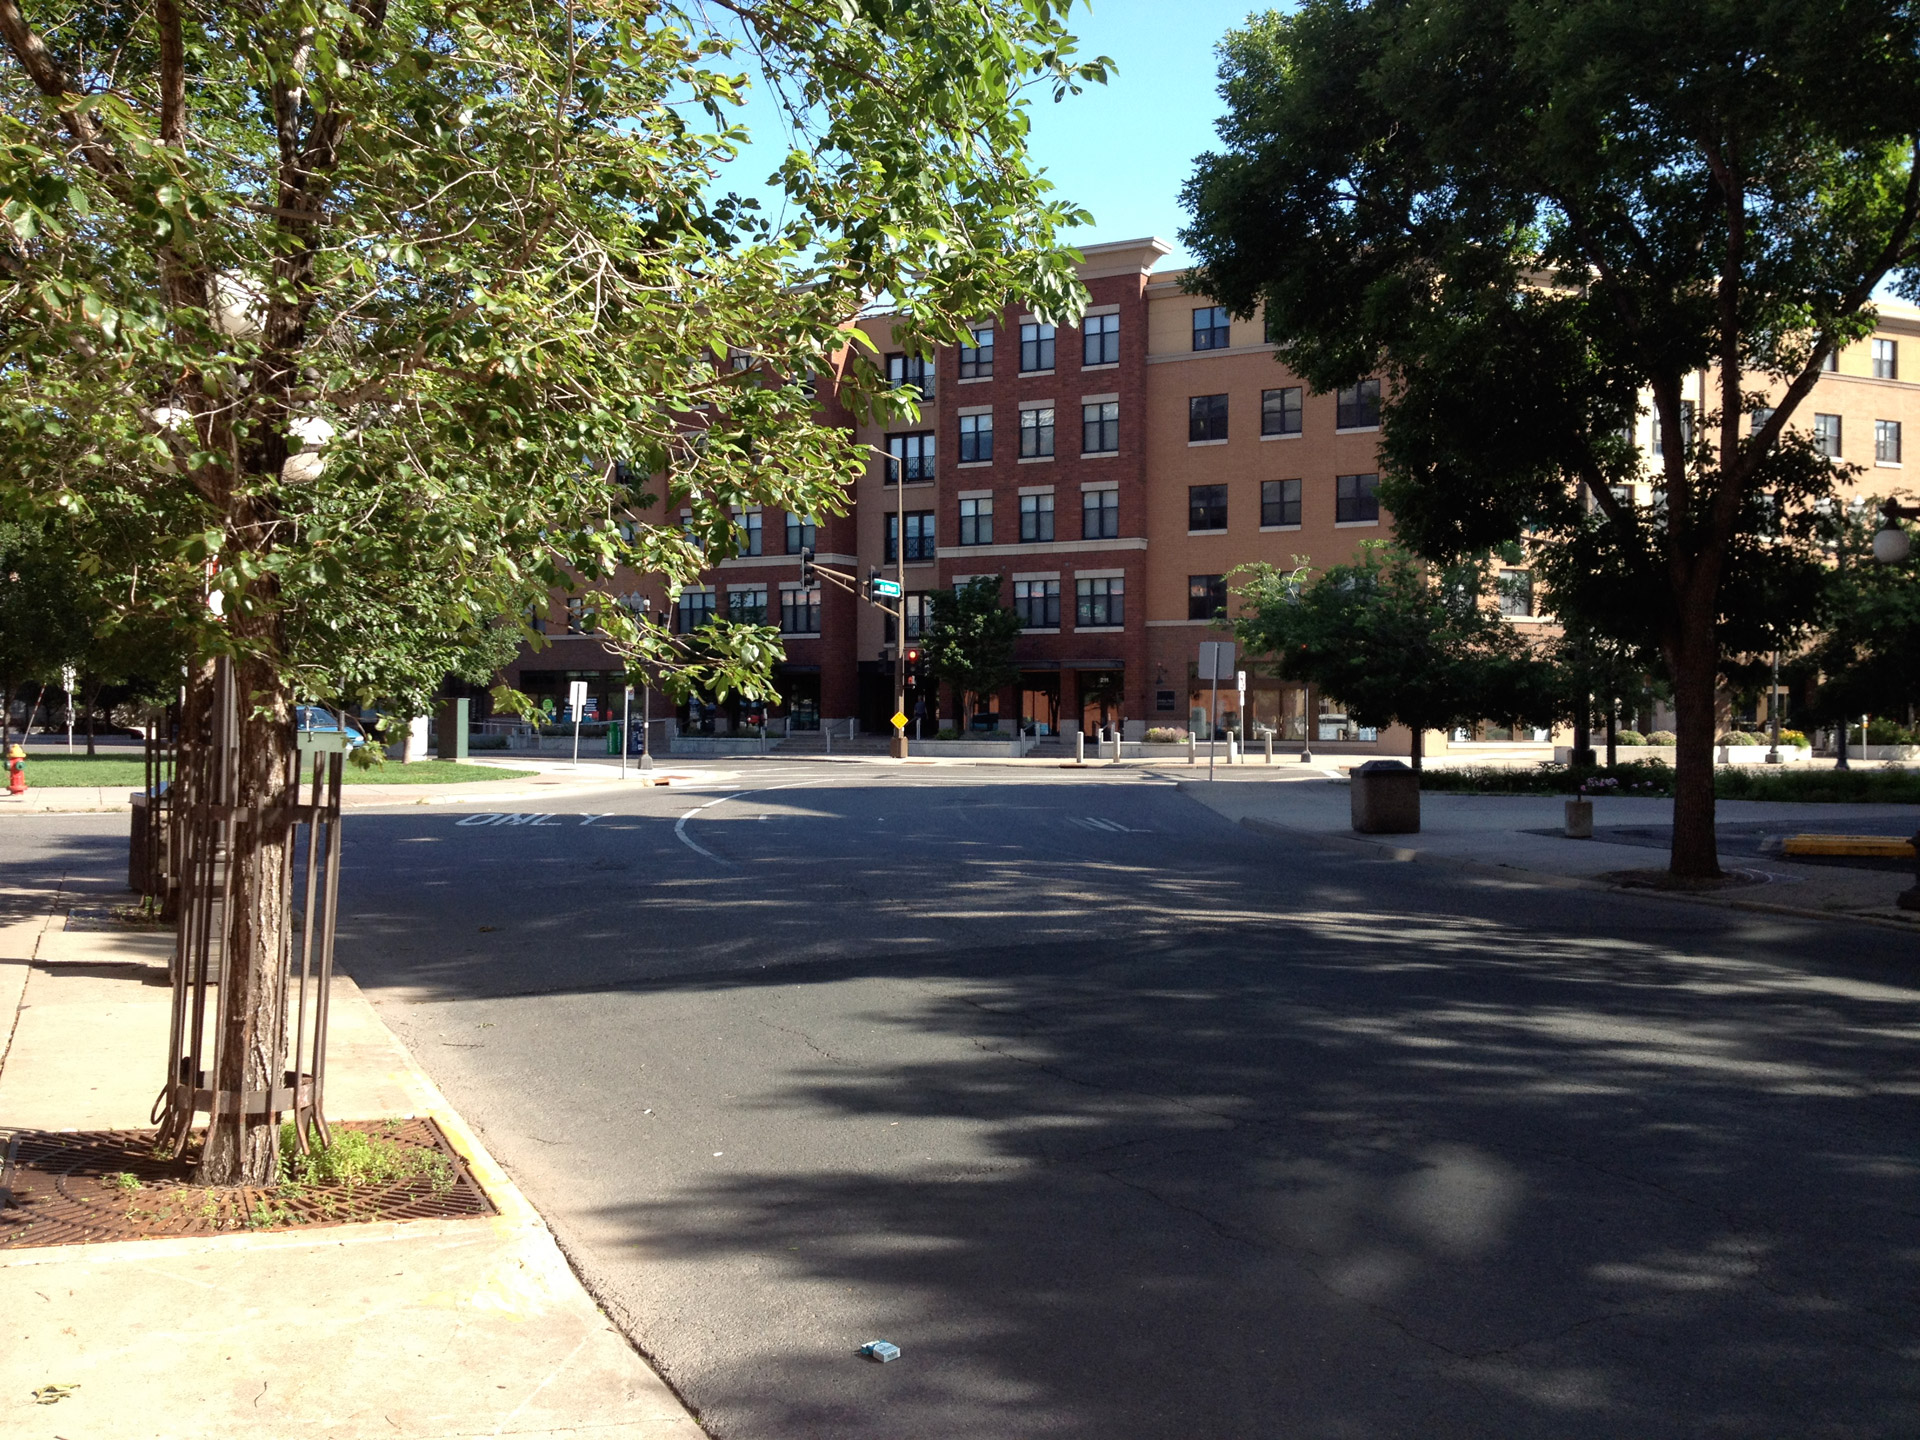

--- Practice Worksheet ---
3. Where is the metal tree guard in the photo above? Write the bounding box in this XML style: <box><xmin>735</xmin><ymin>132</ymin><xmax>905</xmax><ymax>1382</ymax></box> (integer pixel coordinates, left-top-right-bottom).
<box><xmin>135</xmin><ymin>702</ymin><xmax>179</xmax><ymax>916</ymax></box>
<box><xmin>154</xmin><ymin>658</ymin><xmax>346</xmax><ymax>1163</ymax></box>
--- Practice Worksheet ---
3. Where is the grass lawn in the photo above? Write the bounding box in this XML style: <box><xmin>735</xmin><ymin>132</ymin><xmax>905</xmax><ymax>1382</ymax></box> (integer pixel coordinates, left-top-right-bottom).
<box><xmin>14</xmin><ymin>754</ymin><xmax>535</xmax><ymax>788</ymax></box>
<box><xmin>1419</xmin><ymin>760</ymin><xmax>1920</xmax><ymax>804</ymax></box>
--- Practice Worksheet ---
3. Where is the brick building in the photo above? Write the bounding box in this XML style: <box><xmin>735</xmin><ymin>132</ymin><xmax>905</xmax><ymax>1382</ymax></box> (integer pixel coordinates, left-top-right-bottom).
<box><xmin>501</xmin><ymin>245</ymin><xmax>1920</xmax><ymax>753</ymax></box>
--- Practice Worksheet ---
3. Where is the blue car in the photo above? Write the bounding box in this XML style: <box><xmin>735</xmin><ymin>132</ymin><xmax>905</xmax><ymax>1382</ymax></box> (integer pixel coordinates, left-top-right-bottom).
<box><xmin>294</xmin><ymin>706</ymin><xmax>369</xmax><ymax>748</ymax></box>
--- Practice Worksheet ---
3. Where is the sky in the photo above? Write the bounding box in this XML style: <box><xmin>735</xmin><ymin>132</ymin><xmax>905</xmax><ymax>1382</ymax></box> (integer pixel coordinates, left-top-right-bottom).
<box><xmin>709</xmin><ymin>0</ymin><xmax>1275</xmax><ymax>271</ymax></box>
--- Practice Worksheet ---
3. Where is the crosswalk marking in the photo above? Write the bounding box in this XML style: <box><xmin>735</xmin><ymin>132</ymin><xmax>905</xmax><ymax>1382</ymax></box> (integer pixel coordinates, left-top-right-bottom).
<box><xmin>1069</xmin><ymin>816</ymin><xmax>1149</xmax><ymax>834</ymax></box>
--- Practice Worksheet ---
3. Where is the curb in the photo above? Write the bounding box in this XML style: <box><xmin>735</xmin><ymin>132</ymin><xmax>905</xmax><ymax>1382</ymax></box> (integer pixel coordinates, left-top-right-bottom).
<box><xmin>1234</xmin><ymin>815</ymin><xmax>1920</xmax><ymax>935</ymax></box>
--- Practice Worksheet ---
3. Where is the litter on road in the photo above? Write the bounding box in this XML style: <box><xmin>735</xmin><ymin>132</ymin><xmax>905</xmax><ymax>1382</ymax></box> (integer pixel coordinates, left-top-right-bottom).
<box><xmin>859</xmin><ymin>1341</ymin><xmax>901</xmax><ymax>1363</ymax></box>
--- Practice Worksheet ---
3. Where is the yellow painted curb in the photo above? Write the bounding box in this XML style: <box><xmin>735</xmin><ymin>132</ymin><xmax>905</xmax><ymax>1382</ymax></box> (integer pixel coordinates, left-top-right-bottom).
<box><xmin>1783</xmin><ymin>834</ymin><xmax>1916</xmax><ymax>858</ymax></box>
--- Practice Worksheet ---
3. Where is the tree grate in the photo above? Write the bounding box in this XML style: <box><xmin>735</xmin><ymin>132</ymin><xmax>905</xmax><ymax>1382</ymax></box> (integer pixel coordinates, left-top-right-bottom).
<box><xmin>0</xmin><ymin>1117</ymin><xmax>494</xmax><ymax>1248</ymax></box>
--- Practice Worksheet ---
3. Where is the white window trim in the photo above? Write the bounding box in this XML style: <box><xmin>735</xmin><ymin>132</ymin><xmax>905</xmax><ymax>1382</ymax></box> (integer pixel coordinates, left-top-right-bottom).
<box><xmin>1020</xmin><ymin>626</ymin><xmax>1062</xmax><ymax>636</ymax></box>
<box><xmin>1017</xmin><ymin>454</ymin><xmax>1055</xmax><ymax>465</ymax></box>
<box><xmin>1081</xmin><ymin>480</ymin><xmax>1119</xmax><ymax>492</ymax></box>
<box><xmin>1080</xmin><ymin>362</ymin><xmax>1120</xmax><ymax>373</ymax></box>
<box><xmin>1188</xmin><ymin>437</ymin><xmax>1228</xmax><ymax>448</ymax></box>
<box><xmin>1018</xmin><ymin>485</ymin><xmax>1056</xmax><ymax>497</ymax></box>
<box><xmin>1083</xmin><ymin>303</ymin><xmax>1120</xmax><ymax>317</ymax></box>
<box><xmin>957</xmin><ymin>404</ymin><xmax>993</xmax><ymax>417</ymax></box>
<box><xmin>1334</xmin><ymin>425</ymin><xmax>1382</xmax><ymax>435</ymax></box>
<box><xmin>1187</xmin><ymin>528</ymin><xmax>1230</xmax><ymax>537</ymax></box>
<box><xmin>1259</xmin><ymin>431</ymin><xmax>1304</xmax><ymax>442</ymax></box>
<box><xmin>1018</xmin><ymin>398</ymin><xmax>1055</xmax><ymax>412</ymax></box>
<box><xmin>955</xmin><ymin>460</ymin><xmax>993</xmax><ymax>470</ymax></box>
<box><xmin>1075</xmin><ymin>568</ymin><xmax>1127</xmax><ymax>580</ymax></box>
<box><xmin>1075</xmin><ymin>625</ymin><xmax>1126</xmax><ymax>634</ymax></box>
<box><xmin>725</xmin><ymin>582</ymin><xmax>768</xmax><ymax>593</ymax></box>
<box><xmin>957</xmin><ymin>375</ymin><xmax>993</xmax><ymax>386</ymax></box>
<box><xmin>1080</xmin><ymin>449</ymin><xmax>1117</xmax><ymax>459</ymax></box>
<box><xmin>1081</xmin><ymin>393</ymin><xmax>1119</xmax><ymax>406</ymax></box>
<box><xmin>1876</xmin><ymin>459</ymin><xmax>1905</xmax><ymax>468</ymax></box>
<box><xmin>1259</xmin><ymin>523</ymin><xmax>1303</xmax><ymax>533</ymax></box>
<box><xmin>1012</xmin><ymin>570</ymin><xmax>1061</xmax><ymax>581</ymax></box>
<box><xmin>1335</xmin><ymin>518</ymin><xmax>1381</xmax><ymax>529</ymax></box>
<box><xmin>957</xmin><ymin>488</ymin><xmax>993</xmax><ymax>500</ymax></box>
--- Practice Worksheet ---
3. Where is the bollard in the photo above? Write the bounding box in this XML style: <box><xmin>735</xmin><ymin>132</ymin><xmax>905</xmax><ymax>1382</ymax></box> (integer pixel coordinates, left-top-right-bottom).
<box><xmin>824</xmin><ymin>722</ymin><xmax>831</xmax><ymax>756</ymax></box>
<box><xmin>1264</xmin><ymin>735</ymin><xmax>1274</xmax><ymax>764</ymax></box>
<box><xmin>1900</xmin><ymin>828</ymin><xmax>1920</xmax><ymax>912</ymax></box>
<box><xmin>1075</xmin><ymin>730</ymin><xmax>1085</xmax><ymax>765</ymax></box>
<box><xmin>1109</xmin><ymin>732</ymin><xmax>1121</xmax><ymax>764</ymax></box>
<box><xmin>1187</xmin><ymin>733</ymin><xmax>1196</xmax><ymax>766</ymax></box>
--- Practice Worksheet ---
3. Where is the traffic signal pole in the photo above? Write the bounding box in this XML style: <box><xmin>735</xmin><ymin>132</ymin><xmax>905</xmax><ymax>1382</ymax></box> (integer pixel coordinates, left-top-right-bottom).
<box><xmin>892</xmin><ymin>459</ymin><xmax>908</xmax><ymax>759</ymax></box>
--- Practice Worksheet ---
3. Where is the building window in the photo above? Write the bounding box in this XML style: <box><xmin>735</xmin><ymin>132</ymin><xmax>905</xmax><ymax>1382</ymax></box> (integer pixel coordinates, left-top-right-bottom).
<box><xmin>1084</xmin><ymin>313</ymin><xmax>1119</xmax><ymax>365</ymax></box>
<box><xmin>1019</xmin><ymin>492</ymin><xmax>1055</xmax><ymax>542</ymax></box>
<box><xmin>1192</xmin><ymin>305</ymin><xmax>1230</xmax><ymax>351</ymax></box>
<box><xmin>959</xmin><ymin>326</ymin><xmax>994</xmax><ymax>379</ymax></box>
<box><xmin>1020</xmin><ymin>322</ymin><xmax>1055</xmax><ymax>372</ymax></box>
<box><xmin>1261</xmin><ymin>387</ymin><xmax>1303</xmax><ymax>436</ymax></box>
<box><xmin>1652</xmin><ymin>400</ymin><xmax>1695</xmax><ymax>458</ymax></box>
<box><xmin>1877</xmin><ymin>419</ymin><xmax>1902</xmax><ymax>463</ymax></box>
<box><xmin>1874</xmin><ymin>338</ymin><xmax>1898</xmax><ymax>380</ymax></box>
<box><xmin>1014</xmin><ymin>579</ymin><xmax>1060</xmax><ymax>628</ymax></box>
<box><xmin>779</xmin><ymin>587</ymin><xmax>820</xmax><ymax>635</ymax></box>
<box><xmin>565</xmin><ymin>596</ymin><xmax>595</xmax><ymax>635</ymax></box>
<box><xmin>1189</xmin><ymin>393</ymin><xmax>1229</xmax><ymax>443</ymax></box>
<box><xmin>1076</xmin><ymin>576</ymin><xmax>1124</xmax><ymax>627</ymax></box>
<box><xmin>1083</xmin><ymin>488</ymin><xmax>1118</xmax><ymax>539</ymax></box>
<box><xmin>676</xmin><ymin>589</ymin><xmax>716</xmax><ymax>633</ymax></box>
<box><xmin>1335</xmin><ymin>472</ymin><xmax>1380</xmax><ymax>523</ymax></box>
<box><xmin>959</xmin><ymin>496</ymin><xmax>994</xmax><ymax>546</ymax></box>
<box><xmin>959</xmin><ymin>412</ymin><xmax>993</xmax><ymax>463</ymax></box>
<box><xmin>1019</xmin><ymin>406</ymin><xmax>1055</xmax><ymax>458</ymax></box>
<box><xmin>1188</xmin><ymin>484</ymin><xmax>1228</xmax><ymax>531</ymax></box>
<box><xmin>884</xmin><ymin>593</ymin><xmax>933</xmax><ymax>645</ymax></box>
<box><xmin>1498</xmin><ymin>570</ymin><xmax>1533</xmax><ymax>618</ymax></box>
<box><xmin>1823</xmin><ymin>348</ymin><xmax>1840</xmax><ymax>372</ymax></box>
<box><xmin>886</xmin><ymin>352</ymin><xmax>934</xmax><ymax>397</ymax></box>
<box><xmin>1082</xmin><ymin>401</ymin><xmax>1118</xmax><ymax>455</ymax></box>
<box><xmin>1750</xmin><ymin>406</ymin><xmax>1775</xmax><ymax>435</ymax></box>
<box><xmin>1335</xmin><ymin>378</ymin><xmax>1381</xmax><ymax>429</ymax></box>
<box><xmin>1261</xmin><ymin>478</ymin><xmax>1301</xmax><ymax>527</ymax></box>
<box><xmin>730</xmin><ymin>587</ymin><xmax>767</xmax><ymax>624</ymax></box>
<box><xmin>885</xmin><ymin>513</ymin><xmax>938</xmax><ymax>564</ymax></box>
<box><xmin>784</xmin><ymin>514</ymin><xmax>816</xmax><ymax>554</ymax></box>
<box><xmin>886</xmin><ymin>431</ymin><xmax>935</xmax><ymax>483</ymax></box>
<box><xmin>736</xmin><ymin>510</ymin><xmax>762</xmax><ymax>556</ymax></box>
<box><xmin>1187</xmin><ymin>574</ymin><xmax>1227</xmax><ymax>621</ymax></box>
<box><xmin>1813</xmin><ymin>412</ymin><xmax>1842</xmax><ymax>458</ymax></box>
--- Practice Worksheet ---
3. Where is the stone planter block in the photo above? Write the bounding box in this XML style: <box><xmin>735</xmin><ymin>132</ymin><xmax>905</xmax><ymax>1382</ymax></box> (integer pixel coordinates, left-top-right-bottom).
<box><xmin>1565</xmin><ymin>798</ymin><xmax>1594</xmax><ymax>839</ymax></box>
<box><xmin>1351</xmin><ymin>760</ymin><xmax>1419</xmax><ymax>834</ymax></box>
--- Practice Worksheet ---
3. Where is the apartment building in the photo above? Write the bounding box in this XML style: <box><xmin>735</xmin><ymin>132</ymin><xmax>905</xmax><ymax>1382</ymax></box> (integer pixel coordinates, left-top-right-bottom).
<box><xmin>500</xmin><ymin>249</ymin><xmax>1920</xmax><ymax>750</ymax></box>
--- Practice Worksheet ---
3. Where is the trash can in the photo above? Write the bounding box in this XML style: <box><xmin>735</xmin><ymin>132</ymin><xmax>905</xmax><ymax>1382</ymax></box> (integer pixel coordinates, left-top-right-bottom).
<box><xmin>1350</xmin><ymin>758</ymin><xmax>1420</xmax><ymax>834</ymax></box>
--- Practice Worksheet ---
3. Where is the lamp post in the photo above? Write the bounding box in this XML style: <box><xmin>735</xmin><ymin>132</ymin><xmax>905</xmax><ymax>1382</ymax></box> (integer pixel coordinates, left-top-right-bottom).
<box><xmin>1872</xmin><ymin>498</ymin><xmax>1918</xmax><ymax>564</ymax></box>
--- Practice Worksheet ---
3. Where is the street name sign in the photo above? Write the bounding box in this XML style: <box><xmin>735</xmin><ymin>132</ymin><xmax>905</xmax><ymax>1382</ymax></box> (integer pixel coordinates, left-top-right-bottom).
<box><xmin>872</xmin><ymin>578</ymin><xmax>904</xmax><ymax>599</ymax></box>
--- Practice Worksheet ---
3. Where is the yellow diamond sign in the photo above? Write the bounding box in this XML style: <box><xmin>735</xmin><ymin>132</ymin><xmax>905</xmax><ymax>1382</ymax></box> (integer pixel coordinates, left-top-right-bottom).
<box><xmin>891</xmin><ymin>711</ymin><xmax>909</xmax><ymax>731</ymax></box>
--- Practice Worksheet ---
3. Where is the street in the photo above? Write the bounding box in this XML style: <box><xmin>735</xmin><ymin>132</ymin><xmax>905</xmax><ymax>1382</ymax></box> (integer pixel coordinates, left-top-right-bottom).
<box><xmin>9</xmin><ymin>765</ymin><xmax>1920</xmax><ymax>1437</ymax></box>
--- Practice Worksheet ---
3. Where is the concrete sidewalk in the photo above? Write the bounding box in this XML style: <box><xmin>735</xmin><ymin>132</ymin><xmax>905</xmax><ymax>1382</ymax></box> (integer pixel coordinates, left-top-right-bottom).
<box><xmin>1179</xmin><ymin>772</ymin><xmax>1920</xmax><ymax>930</ymax></box>
<box><xmin>0</xmin><ymin>893</ymin><xmax>705</xmax><ymax>1437</ymax></box>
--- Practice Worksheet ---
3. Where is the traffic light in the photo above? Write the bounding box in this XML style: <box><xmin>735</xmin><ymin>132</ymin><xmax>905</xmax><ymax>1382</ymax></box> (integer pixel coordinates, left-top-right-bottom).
<box><xmin>904</xmin><ymin>647</ymin><xmax>921</xmax><ymax>685</ymax></box>
<box><xmin>867</xmin><ymin>566</ymin><xmax>880</xmax><ymax>603</ymax></box>
<box><xmin>799</xmin><ymin>546</ymin><xmax>814</xmax><ymax>586</ymax></box>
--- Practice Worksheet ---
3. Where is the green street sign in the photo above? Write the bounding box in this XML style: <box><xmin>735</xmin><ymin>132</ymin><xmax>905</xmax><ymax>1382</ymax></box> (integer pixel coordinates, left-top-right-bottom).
<box><xmin>871</xmin><ymin>579</ymin><xmax>904</xmax><ymax>599</ymax></box>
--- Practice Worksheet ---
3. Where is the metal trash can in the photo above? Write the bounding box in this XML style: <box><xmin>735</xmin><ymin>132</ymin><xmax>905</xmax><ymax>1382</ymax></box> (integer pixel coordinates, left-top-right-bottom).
<box><xmin>1350</xmin><ymin>758</ymin><xmax>1420</xmax><ymax>834</ymax></box>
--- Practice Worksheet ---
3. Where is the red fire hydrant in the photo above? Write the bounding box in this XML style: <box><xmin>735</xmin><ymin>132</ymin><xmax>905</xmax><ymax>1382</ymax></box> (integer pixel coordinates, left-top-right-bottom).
<box><xmin>6</xmin><ymin>743</ymin><xmax>25</xmax><ymax>796</ymax></box>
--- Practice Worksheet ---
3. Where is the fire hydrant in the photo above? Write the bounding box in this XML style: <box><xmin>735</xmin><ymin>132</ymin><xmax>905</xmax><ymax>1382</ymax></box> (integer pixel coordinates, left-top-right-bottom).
<box><xmin>5</xmin><ymin>743</ymin><xmax>24</xmax><ymax>796</ymax></box>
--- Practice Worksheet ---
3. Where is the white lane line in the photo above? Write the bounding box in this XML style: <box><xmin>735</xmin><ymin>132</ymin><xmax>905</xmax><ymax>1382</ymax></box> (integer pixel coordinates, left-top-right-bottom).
<box><xmin>675</xmin><ymin>791</ymin><xmax>748</xmax><ymax>862</ymax></box>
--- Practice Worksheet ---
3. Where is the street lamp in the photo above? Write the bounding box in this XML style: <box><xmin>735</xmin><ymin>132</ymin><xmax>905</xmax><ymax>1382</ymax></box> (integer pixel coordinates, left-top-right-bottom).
<box><xmin>1872</xmin><ymin>498</ymin><xmax>1917</xmax><ymax>564</ymax></box>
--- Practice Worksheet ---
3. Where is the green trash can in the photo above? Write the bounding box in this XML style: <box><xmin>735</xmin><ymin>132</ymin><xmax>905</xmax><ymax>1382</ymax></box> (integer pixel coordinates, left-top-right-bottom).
<box><xmin>606</xmin><ymin>722</ymin><xmax>622</xmax><ymax>755</ymax></box>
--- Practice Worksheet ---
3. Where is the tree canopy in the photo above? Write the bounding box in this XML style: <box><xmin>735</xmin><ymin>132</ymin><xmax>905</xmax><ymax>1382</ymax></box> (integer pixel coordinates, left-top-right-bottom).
<box><xmin>1182</xmin><ymin>0</ymin><xmax>1920</xmax><ymax>875</ymax></box>
<box><xmin>1234</xmin><ymin>544</ymin><xmax>1549</xmax><ymax>769</ymax></box>
<box><xmin>924</xmin><ymin>576</ymin><xmax>1022</xmax><ymax>721</ymax></box>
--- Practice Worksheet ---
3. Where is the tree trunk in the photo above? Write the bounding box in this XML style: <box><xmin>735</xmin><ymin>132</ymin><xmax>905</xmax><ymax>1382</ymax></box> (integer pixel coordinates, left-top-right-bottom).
<box><xmin>1409</xmin><ymin>724</ymin><xmax>1424</xmax><ymax>774</ymax></box>
<box><xmin>1666</xmin><ymin>607</ymin><xmax>1722</xmax><ymax>879</ymax></box>
<box><xmin>83</xmin><ymin>673</ymin><xmax>98</xmax><ymax>756</ymax></box>
<box><xmin>1572</xmin><ymin>697</ymin><xmax>1592</xmax><ymax>766</ymax></box>
<box><xmin>1605</xmin><ymin>704</ymin><xmax>1617</xmax><ymax>769</ymax></box>
<box><xmin>196</xmin><ymin>656</ymin><xmax>295</xmax><ymax>1187</ymax></box>
<box><xmin>1</xmin><ymin>674</ymin><xmax>11</xmax><ymax>746</ymax></box>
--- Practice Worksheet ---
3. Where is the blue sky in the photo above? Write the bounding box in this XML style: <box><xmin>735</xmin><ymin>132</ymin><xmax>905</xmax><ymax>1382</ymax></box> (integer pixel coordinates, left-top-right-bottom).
<box><xmin>710</xmin><ymin>1</ymin><xmax>1274</xmax><ymax>270</ymax></box>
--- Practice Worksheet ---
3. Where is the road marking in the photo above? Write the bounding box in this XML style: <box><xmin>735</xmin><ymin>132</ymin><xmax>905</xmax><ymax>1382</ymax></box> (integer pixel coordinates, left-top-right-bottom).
<box><xmin>674</xmin><ymin>792</ymin><xmax>748</xmax><ymax>863</ymax></box>
<box><xmin>1070</xmin><ymin>816</ymin><xmax>1151</xmax><ymax>834</ymax></box>
<box><xmin>578</xmin><ymin>814</ymin><xmax>612</xmax><ymax>826</ymax></box>
<box><xmin>451</xmin><ymin>812</ymin><xmax>564</xmax><ymax>827</ymax></box>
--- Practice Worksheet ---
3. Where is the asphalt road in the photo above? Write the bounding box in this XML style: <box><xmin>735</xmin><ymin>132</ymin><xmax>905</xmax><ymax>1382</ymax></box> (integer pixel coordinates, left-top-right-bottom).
<box><xmin>9</xmin><ymin>767</ymin><xmax>1920</xmax><ymax>1438</ymax></box>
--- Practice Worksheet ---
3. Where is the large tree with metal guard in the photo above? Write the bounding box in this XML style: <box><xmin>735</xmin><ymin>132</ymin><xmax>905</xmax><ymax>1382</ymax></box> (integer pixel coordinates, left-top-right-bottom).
<box><xmin>0</xmin><ymin>0</ymin><xmax>1106</xmax><ymax>1182</ymax></box>
<box><xmin>1182</xmin><ymin>0</ymin><xmax>1920</xmax><ymax>877</ymax></box>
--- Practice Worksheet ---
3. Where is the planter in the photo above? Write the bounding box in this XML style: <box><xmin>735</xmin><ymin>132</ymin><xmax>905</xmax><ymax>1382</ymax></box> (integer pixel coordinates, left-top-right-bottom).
<box><xmin>911</xmin><ymin>736</ymin><xmax>1039</xmax><ymax>758</ymax></box>
<box><xmin>1351</xmin><ymin>759</ymin><xmax>1419</xmax><ymax>834</ymax></box>
<box><xmin>666</xmin><ymin>736</ymin><xmax>775</xmax><ymax>756</ymax></box>
<box><xmin>1564</xmin><ymin>797</ymin><xmax>1594</xmax><ymax>839</ymax></box>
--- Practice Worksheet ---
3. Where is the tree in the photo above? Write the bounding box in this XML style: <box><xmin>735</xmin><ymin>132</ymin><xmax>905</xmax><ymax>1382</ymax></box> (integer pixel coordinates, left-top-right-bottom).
<box><xmin>1805</xmin><ymin>503</ymin><xmax>1920</xmax><ymax>727</ymax></box>
<box><xmin>0</xmin><ymin>0</ymin><xmax>1106</xmax><ymax>1182</ymax></box>
<box><xmin>0</xmin><ymin>518</ymin><xmax>90</xmax><ymax>742</ymax></box>
<box><xmin>924</xmin><ymin>576</ymin><xmax>1022</xmax><ymax>728</ymax></box>
<box><xmin>1182</xmin><ymin>0</ymin><xmax>1920</xmax><ymax>876</ymax></box>
<box><xmin>1233</xmin><ymin>544</ymin><xmax>1550</xmax><ymax>771</ymax></box>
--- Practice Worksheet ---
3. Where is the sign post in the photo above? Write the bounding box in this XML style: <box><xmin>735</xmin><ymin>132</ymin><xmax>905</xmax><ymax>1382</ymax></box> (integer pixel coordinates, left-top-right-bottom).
<box><xmin>620</xmin><ymin>684</ymin><xmax>631</xmax><ymax>779</ymax></box>
<box><xmin>568</xmin><ymin>679</ymin><xmax>588</xmax><ymax>769</ymax></box>
<box><xmin>1236</xmin><ymin>669</ymin><xmax>1247</xmax><ymax>765</ymax></box>
<box><xmin>1197</xmin><ymin>642</ymin><xmax>1235</xmax><ymax>781</ymax></box>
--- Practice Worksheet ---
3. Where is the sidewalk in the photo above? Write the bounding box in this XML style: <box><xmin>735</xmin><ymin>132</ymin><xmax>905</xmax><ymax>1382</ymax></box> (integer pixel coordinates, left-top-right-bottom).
<box><xmin>1179</xmin><ymin>772</ymin><xmax>1920</xmax><ymax>930</ymax></box>
<box><xmin>0</xmin><ymin>756</ymin><xmax>734</xmax><ymax>815</ymax></box>
<box><xmin>0</xmin><ymin>893</ymin><xmax>705</xmax><ymax>1437</ymax></box>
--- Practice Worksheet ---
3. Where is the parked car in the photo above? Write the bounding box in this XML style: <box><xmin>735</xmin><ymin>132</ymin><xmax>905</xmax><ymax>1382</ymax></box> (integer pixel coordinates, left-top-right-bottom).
<box><xmin>294</xmin><ymin>706</ymin><xmax>368</xmax><ymax>748</ymax></box>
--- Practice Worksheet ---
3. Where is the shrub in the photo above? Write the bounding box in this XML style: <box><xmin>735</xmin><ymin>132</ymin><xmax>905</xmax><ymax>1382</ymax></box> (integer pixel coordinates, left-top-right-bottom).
<box><xmin>1143</xmin><ymin>728</ymin><xmax>1187</xmax><ymax>744</ymax></box>
<box><xmin>1648</xmin><ymin>730</ymin><xmax>1676</xmax><ymax>745</ymax></box>
<box><xmin>935</xmin><ymin>727</ymin><xmax>962</xmax><ymax>741</ymax></box>
<box><xmin>1867</xmin><ymin>717</ymin><xmax>1916</xmax><ymax>745</ymax></box>
<box><xmin>1716</xmin><ymin>766</ymin><xmax>1920</xmax><ymax>804</ymax></box>
<box><xmin>1418</xmin><ymin>760</ymin><xmax>1674</xmax><ymax>796</ymax></box>
<box><xmin>1615</xmin><ymin>730</ymin><xmax>1648</xmax><ymax>746</ymax></box>
<box><xmin>1717</xmin><ymin>731</ymin><xmax>1765</xmax><ymax>746</ymax></box>
<box><xmin>467</xmin><ymin>733</ymin><xmax>508</xmax><ymax>751</ymax></box>
<box><xmin>1777</xmin><ymin>728</ymin><xmax>1809</xmax><ymax>747</ymax></box>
